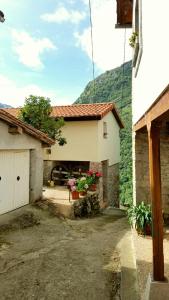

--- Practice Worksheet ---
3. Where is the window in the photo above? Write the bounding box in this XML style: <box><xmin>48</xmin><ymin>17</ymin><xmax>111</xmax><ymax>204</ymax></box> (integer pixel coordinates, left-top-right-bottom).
<box><xmin>133</xmin><ymin>0</ymin><xmax>143</xmax><ymax>76</ymax></box>
<box><xmin>116</xmin><ymin>0</ymin><xmax>133</xmax><ymax>28</ymax></box>
<box><xmin>103</xmin><ymin>122</ymin><xmax>108</xmax><ymax>138</ymax></box>
<box><xmin>46</xmin><ymin>148</ymin><xmax>51</xmax><ymax>155</ymax></box>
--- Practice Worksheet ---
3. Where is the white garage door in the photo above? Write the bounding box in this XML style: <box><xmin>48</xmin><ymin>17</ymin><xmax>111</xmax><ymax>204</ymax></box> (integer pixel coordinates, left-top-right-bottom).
<box><xmin>0</xmin><ymin>150</ymin><xmax>29</xmax><ymax>214</ymax></box>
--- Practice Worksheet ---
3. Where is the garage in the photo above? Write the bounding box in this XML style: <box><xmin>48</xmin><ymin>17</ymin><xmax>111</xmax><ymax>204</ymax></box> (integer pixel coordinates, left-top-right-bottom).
<box><xmin>0</xmin><ymin>109</ymin><xmax>54</xmax><ymax>215</ymax></box>
<box><xmin>0</xmin><ymin>150</ymin><xmax>29</xmax><ymax>214</ymax></box>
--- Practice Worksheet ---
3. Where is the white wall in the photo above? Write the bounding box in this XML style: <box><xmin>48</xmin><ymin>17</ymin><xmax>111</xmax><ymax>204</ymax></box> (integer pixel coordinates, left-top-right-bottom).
<box><xmin>43</xmin><ymin>113</ymin><xmax>121</xmax><ymax>166</ymax></box>
<box><xmin>43</xmin><ymin>120</ymin><xmax>99</xmax><ymax>162</ymax></box>
<box><xmin>132</xmin><ymin>0</ymin><xmax>169</xmax><ymax>124</ymax></box>
<box><xmin>0</xmin><ymin>120</ymin><xmax>43</xmax><ymax>202</ymax></box>
<box><xmin>98</xmin><ymin>112</ymin><xmax>120</xmax><ymax>166</ymax></box>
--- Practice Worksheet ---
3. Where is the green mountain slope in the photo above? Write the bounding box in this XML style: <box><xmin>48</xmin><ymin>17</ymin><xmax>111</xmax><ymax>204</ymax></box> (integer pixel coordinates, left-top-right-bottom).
<box><xmin>75</xmin><ymin>61</ymin><xmax>132</xmax><ymax>205</ymax></box>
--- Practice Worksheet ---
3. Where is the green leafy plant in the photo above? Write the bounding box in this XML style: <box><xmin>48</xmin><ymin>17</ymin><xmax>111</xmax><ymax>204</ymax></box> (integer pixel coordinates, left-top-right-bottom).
<box><xmin>19</xmin><ymin>95</ymin><xmax>67</xmax><ymax>145</ymax></box>
<box><xmin>127</xmin><ymin>201</ymin><xmax>152</xmax><ymax>235</ymax></box>
<box><xmin>76</xmin><ymin>177</ymin><xmax>89</xmax><ymax>192</ymax></box>
<box><xmin>129</xmin><ymin>32</ymin><xmax>138</xmax><ymax>48</ymax></box>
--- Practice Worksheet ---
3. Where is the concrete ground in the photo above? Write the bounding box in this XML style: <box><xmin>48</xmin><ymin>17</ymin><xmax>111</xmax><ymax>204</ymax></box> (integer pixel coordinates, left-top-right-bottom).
<box><xmin>43</xmin><ymin>186</ymin><xmax>71</xmax><ymax>205</ymax></box>
<box><xmin>0</xmin><ymin>205</ymin><xmax>139</xmax><ymax>300</ymax></box>
<box><xmin>133</xmin><ymin>227</ymin><xmax>169</xmax><ymax>299</ymax></box>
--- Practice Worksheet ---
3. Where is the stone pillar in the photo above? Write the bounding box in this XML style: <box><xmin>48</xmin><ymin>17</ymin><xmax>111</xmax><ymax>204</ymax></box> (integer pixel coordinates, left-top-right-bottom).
<box><xmin>160</xmin><ymin>124</ymin><xmax>169</xmax><ymax>217</ymax></box>
<box><xmin>30</xmin><ymin>149</ymin><xmax>43</xmax><ymax>203</ymax></box>
<box><xmin>108</xmin><ymin>163</ymin><xmax>119</xmax><ymax>207</ymax></box>
<box><xmin>134</xmin><ymin>131</ymin><xmax>150</xmax><ymax>205</ymax></box>
<box><xmin>43</xmin><ymin>160</ymin><xmax>57</xmax><ymax>185</ymax></box>
<box><xmin>89</xmin><ymin>161</ymin><xmax>104</xmax><ymax>206</ymax></box>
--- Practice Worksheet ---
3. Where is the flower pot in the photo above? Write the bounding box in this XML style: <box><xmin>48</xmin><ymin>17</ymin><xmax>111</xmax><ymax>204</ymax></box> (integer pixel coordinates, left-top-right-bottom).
<box><xmin>79</xmin><ymin>191</ymin><xmax>87</xmax><ymax>196</ymax></box>
<box><xmin>71</xmin><ymin>191</ymin><xmax>79</xmax><ymax>200</ymax></box>
<box><xmin>145</xmin><ymin>224</ymin><xmax>151</xmax><ymax>236</ymax></box>
<box><xmin>89</xmin><ymin>184</ymin><xmax>97</xmax><ymax>191</ymax></box>
<box><xmin>136</xmin><ymin>224</ymin><xmax>152</xmax><ymax>236</ymax></box>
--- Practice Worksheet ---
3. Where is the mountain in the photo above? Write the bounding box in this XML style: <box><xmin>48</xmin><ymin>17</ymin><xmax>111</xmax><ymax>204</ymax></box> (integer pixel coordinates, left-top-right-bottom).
<box><xmin>75</xmin><ymin>61</ymin><xmax>132</xmax><ymax>206</ymax></box>
<box><xmin>0</xmin><ymin>103</ymin><xmax>11</xmax><ymax>108</ymax></box>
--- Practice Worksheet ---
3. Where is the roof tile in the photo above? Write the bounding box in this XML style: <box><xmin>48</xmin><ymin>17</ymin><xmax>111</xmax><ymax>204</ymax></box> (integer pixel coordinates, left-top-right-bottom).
<box><xmin>3</xmin><ymin>102</ymin><xmax>124</xmax><ymax>128</ymax></box>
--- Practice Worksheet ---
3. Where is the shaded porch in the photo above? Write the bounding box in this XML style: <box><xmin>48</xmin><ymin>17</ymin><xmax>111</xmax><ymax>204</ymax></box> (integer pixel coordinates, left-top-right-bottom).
<box><xmin>133</xmin><ymin>85</ymin><xmax>169</xmax><ymax>283</ymax></box>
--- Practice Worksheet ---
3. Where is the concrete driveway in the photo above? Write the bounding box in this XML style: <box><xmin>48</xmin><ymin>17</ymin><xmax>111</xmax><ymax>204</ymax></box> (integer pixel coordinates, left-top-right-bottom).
<box><xmin>0</xmin><ymin>206</ymin><xmax>137</xmax><ymax>300</ymax></box>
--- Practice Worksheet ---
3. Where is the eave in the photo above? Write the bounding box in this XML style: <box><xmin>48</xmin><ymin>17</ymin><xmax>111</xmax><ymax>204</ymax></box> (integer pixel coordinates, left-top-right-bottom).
<box><xmin>134</xmin><ymin>85</ymin><xmax>169</xmax><ymax>132</ymax></box>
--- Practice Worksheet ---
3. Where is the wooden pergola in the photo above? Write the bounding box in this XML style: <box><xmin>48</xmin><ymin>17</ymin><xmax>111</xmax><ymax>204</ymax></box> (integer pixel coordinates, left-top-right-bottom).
<box><xmin>134</xmin><ymin>85</ymin><xmax>169</xmax><ymax>281</ymax></box>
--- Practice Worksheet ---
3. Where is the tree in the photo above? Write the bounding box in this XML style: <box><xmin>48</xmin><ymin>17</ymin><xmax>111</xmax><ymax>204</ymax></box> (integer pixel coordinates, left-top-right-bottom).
<box><xmin>19</xmin><ymin>95</ymin><xmax>66</xmax><ymax>145</ymax></box>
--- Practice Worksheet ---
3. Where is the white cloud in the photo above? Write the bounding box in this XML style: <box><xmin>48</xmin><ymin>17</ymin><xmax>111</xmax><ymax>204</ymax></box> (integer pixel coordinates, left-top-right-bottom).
<box><xmin>41</xmin><ymin>6</ymin><xmax>86</xmax><ymax>24</ymax></box>
<box><xmin>0</xmin><ymin>75</ymin><xmax>74</xmax><ymax>107</ymax></box>
<box><xmin>11</xmin><ymin>30</ymin><xmax>56</xmax><ymax>70</ymax></box>
<box><xmin>75</xmin><ymin>0</ymin><xmax>132</xmax><ymax>71</ymax></box>
<box><xmin>0</xmin><ymin>75</ymin><xmax>55</xmax><ymax>107</ymax></box>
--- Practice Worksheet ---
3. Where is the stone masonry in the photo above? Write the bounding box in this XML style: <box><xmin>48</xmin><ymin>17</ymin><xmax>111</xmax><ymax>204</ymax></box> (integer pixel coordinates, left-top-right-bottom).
<box><xmin>43</xmin><ymin>161</ymin><xmax>57</xmax><ymax>185</ymax></box>
<box><xmin>108</xmin><ymin>163</ymin><xmax>119</xmax><ymax>207</ymax></box>
<box><xmin>134</xmin><ymin>123</ymin><xmax>169</xmax><ymax>215</ymax></box>
<box><xmin>90</xmin><ymin>161</ymin><xmax>119</xmax><ymax>208</ymax></box>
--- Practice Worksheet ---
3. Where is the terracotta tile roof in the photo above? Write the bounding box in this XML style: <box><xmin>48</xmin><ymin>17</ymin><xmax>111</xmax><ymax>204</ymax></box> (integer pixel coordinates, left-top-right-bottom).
<box><xmin>3</xmin><ymin>102</ymin><xmax>124</xmax><ymax>128</ymax></box>
<box><xmin>0</xmin><ymin>109</ymin><xmax>54</xmax><ymax>146</ymax></box>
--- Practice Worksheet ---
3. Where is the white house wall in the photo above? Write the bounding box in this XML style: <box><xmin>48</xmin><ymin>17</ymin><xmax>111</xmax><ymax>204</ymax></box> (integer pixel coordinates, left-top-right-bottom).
<box><xmin>132</xmin><ymin>0</ymin><xmax>169</xmax><ymax>124</ymax></box>
<box><xmin>0</xmin><ymin>120</ymin><xmax>43</xmax><ymax>202</ymax></box>
<box><xmin>43</xmin><ymin>114</ymin><xmax>121</xmax><ymax>165</ymax></box>
<box><xmin>98</xmin><ymin>112</ymin><xmax>120</xmax><ymax>166</ymax></box>
<box><xmin>43</xmin><ymin>120</ymin><xmax>99</xmax><ymax>162</ymax></box>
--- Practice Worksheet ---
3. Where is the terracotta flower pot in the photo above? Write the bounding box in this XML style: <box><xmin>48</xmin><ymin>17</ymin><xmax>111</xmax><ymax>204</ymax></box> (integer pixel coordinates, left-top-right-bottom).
<box><xmin>89</xmin><ymin>184</ymin><xmax>97</xmax><ymax>191</ymax></box>
<box><xmin>79</xmin><ymin>191</ymin><xmax>87</xmax><ymax>196</ymax></box>
<box><xmin>71</xmin><ymin>191</ymin><xmax>79</xmax><ymax>200</ymax></box>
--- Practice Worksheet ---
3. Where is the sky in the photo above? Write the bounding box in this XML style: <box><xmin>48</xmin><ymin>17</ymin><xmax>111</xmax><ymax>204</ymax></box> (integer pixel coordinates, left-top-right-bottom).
<box><xmin>0</xmin><ymin>0</ymin><xmax>132</xmax><ymax>107</ymax></box>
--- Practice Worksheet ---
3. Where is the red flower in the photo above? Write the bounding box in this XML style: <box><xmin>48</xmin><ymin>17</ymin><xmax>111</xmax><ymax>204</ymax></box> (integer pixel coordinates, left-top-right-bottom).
<box><xmin>87</xmin><ymin>170</ymin><xmax>94</xmax><ymax>175</ymax></box>
<box><xmin>96</xmin><ymin>172</ymin><xmax>102</xmax><ymax>177</ymax></box>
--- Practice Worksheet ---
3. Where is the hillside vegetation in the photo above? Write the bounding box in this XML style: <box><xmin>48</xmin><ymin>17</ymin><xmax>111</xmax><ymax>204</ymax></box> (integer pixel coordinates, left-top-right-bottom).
<box><xmin>75</xmin><ymin>61</ymin><xmax>132</xmax><ymax>205</ymax></box>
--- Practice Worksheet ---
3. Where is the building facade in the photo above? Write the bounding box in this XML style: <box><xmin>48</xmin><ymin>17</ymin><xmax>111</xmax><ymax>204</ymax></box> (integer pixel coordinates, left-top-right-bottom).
<box><xmin>0</xmin><ymin>109</ymin><xmax>54</xmax><ymax>215</ymax></box>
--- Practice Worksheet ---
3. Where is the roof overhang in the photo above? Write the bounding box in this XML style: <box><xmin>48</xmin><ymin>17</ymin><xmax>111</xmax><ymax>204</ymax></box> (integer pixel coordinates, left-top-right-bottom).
<box><xmin>116</xmin><ymin>0</ymin><xmax>133</xmax><ymax>28</ymax></box>
<box><xmin>0</xmin><ymin>109</ymin><xmax>55</xmax><ymax>146</ymax></box>
<box><xmin>54</xmin><ymin>106</ymin><xmax>124</xmax><ymax>129</ymax></box>
<box><xmin>134</xmin><ymin>85</ymin><xmax>169</xmax><ymax>132</ymax></box>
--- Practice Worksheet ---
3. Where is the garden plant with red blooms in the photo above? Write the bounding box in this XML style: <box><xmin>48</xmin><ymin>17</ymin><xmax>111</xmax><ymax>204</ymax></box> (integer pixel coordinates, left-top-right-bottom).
<box><xmin>86</xmin><ymin>170</ymin><xmax>102</xmax><ymax>185</ymax></box>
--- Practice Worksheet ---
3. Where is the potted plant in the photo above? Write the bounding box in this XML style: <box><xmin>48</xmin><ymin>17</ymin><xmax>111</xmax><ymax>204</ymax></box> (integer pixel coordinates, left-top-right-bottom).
<box><xmin>129</xmin><ymin>32</ymin><xmax>138</xmax><ymax>48</ymax></box>
<box><xmin>67</xmin><ymin>178</ymin><xmax>79</xmax><ymax>200</ymax></box>
<box><xmin>86</xmin><ymin>170</ymin><xmax>102</xmax><ymax>191</ymax></box>
<box><xmin>48</xmin><ymin>180</ymin><xmax>55</xmax><ymax>187</ymax></box>
<box><xmin>127</xmin><ymin>201</ymin><xmax>152</xmax><ymax>235</ymax></box>
<box><xmin>76</xmin><ymin>177</ymin><xmax>89</xmax><ymax>196</ymax></box>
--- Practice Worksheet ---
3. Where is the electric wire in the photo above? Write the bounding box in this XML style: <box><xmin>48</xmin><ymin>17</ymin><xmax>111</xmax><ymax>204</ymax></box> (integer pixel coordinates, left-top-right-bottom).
<box><xmin>88</xmin><ymin>0</ymin><xmax>96</xmax><ymax>103</ymax></box>
<box><xmin>121</xmin><ymin>27</ymin><xmax>127</xmax><ymax>112</ymax></box>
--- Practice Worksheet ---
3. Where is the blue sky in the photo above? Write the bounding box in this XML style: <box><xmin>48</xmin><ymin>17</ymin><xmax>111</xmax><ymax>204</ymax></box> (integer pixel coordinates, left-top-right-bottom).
<box><xmin>0</xmin><ymin>0</ymin><xmax>131</xmax><ymax>107</ymax></box>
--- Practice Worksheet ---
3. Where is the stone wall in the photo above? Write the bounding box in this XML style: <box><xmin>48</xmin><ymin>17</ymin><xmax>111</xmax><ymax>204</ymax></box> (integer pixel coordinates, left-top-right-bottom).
<box><xmin>89</xmin><ymin>161</ymin><xmax>104</xmax><ymax>206</ymax></box>
<box><xmin>73</xmin><ymin>192</ymin><xmax>100</xmax><ymax>218</ymax></box>
<box><xmin>43</xmin><ymin>160</ymin><xmax>57</xmax><ymax>185</ymax></box>
<box><xmin>134</xmin><ymin>131</ymin><xmax>150</xmax><ymax>205</ymax></box>
<box><xmin>134</xmin><ymin>124</ymin><xmax>169</xmax><ymax>214</ymax></box>
<box><xmin>108</xmin><ymin>163</ymin><xmax>119</xmax><ymax>207</ymax></box>
<box><xmin>160</xmin><ymin>124</ymin><xmax>169</xmax><ymax>214</ymax></box>
<box><xmin>90</xmin><ymin>160</ymin><xmax>120</xmax><ymax>208</ymax></box>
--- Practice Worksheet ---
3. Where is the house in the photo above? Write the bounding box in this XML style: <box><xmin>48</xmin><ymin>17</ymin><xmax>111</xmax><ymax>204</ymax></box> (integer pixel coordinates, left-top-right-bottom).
<box><xmin>5</xmin><ymin>103</ymin><xmax>124</xmax><ymax>207</ymax></box>
<box><xmin>0</xmin><ymin>109</ymin><xmax>54</xmax><ymax>215</ymax></box>
<box><xmin>116</xmin><ymin>0</ymin><xmax>169</xmax><ymax>298</ymax></box>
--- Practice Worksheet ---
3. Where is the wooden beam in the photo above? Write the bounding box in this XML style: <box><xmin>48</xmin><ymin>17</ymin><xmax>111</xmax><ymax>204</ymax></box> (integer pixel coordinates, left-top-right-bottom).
<box><xmin>134</xmin><ymin>85</ymin><xmax>169</xmax><ymax>132</ymax></box>
<box><xmin>8</xmin><ymin>125</ymin><xmax>23</xmax><ymax>135</ymax></box>
<box><xmin>147</xmin><ymin>122</ymin><xmax>164</xmax><ymax>281</ymax></box>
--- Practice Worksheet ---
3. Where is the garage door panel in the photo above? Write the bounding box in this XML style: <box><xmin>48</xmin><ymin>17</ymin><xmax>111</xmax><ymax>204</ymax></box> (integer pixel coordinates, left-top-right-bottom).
<box><xmin>0</xmin><ymin>152</ymin><xmax>14</xmax><ymax>214</ymax></box>
<box><xmin>0</xmin><ymin>150</ymin><xmax>29</xmax><ymax>215</ymax></box>
<box><xmin>14</xmin><ymin>151</ymin><xmax>29</xmax><ymax>209</ymax></box>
